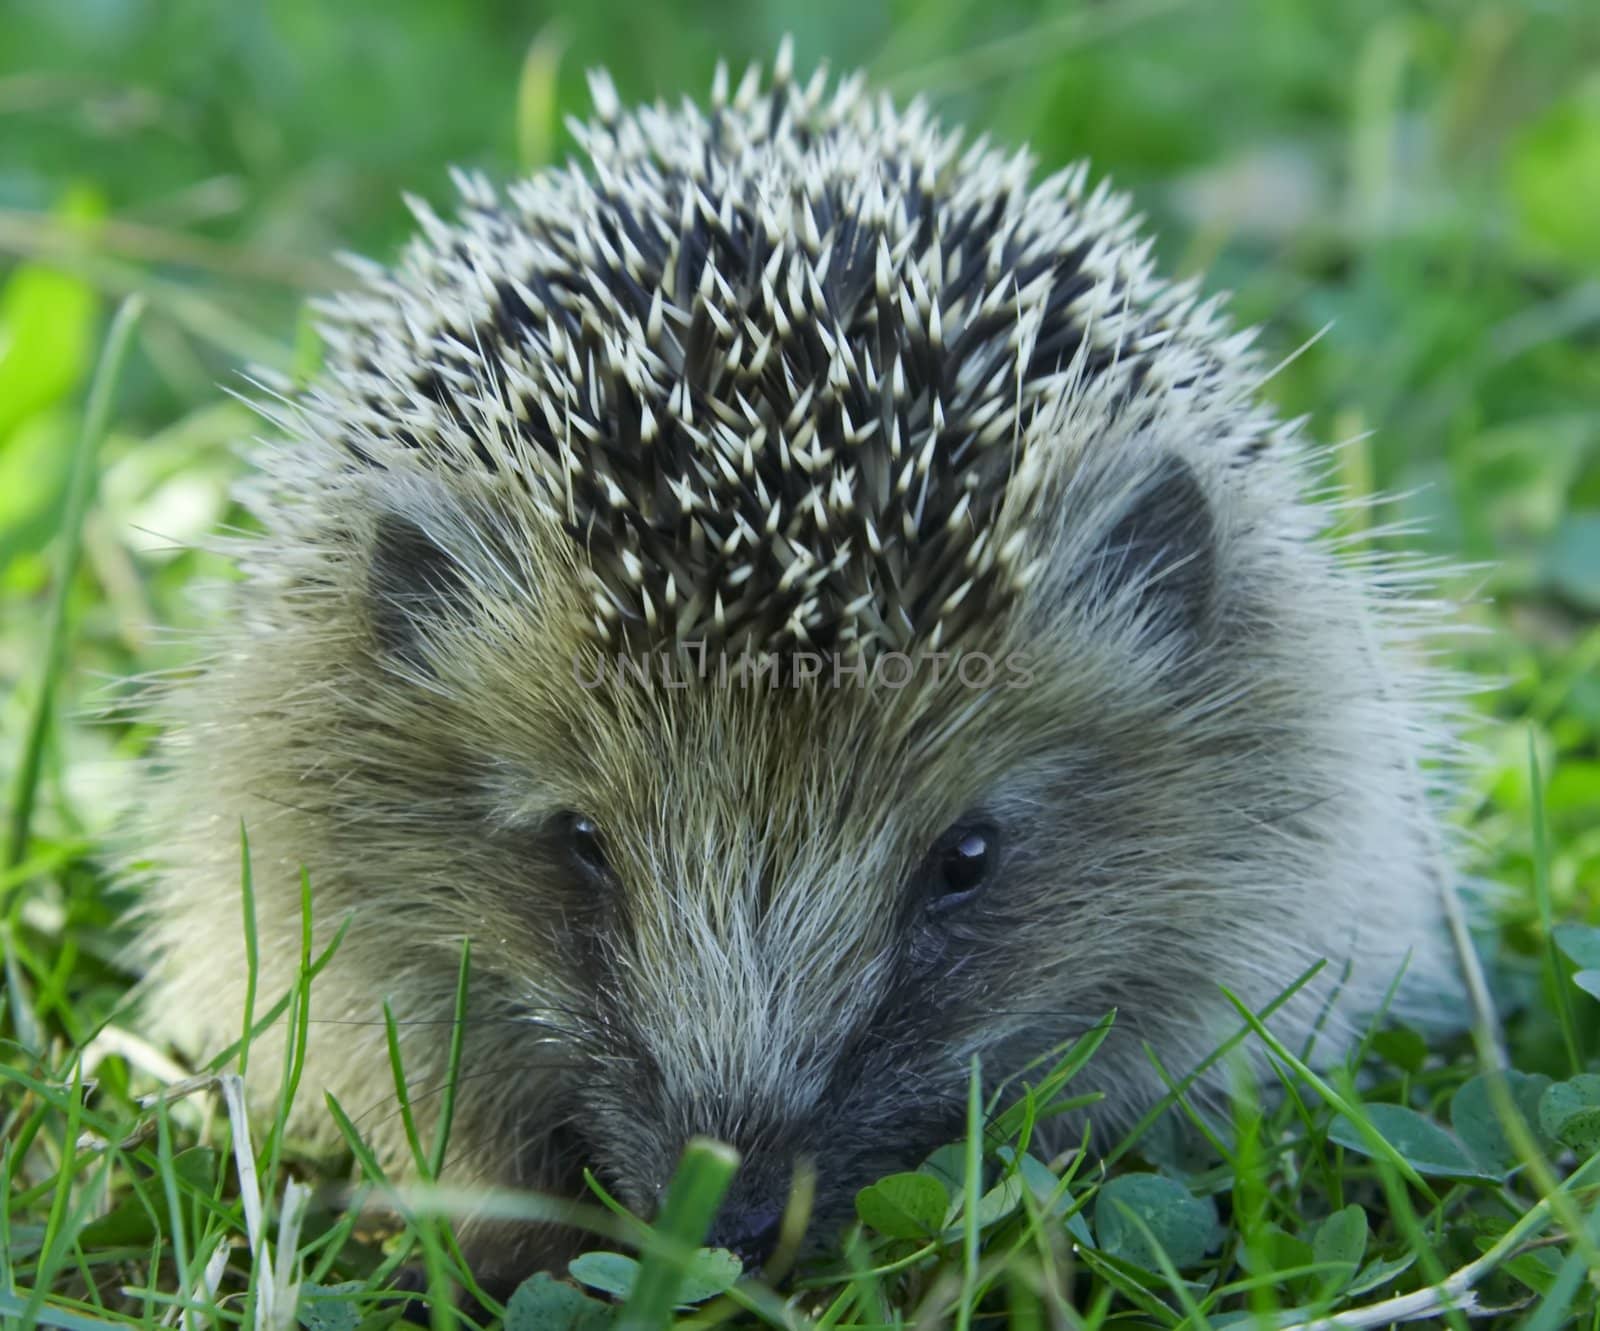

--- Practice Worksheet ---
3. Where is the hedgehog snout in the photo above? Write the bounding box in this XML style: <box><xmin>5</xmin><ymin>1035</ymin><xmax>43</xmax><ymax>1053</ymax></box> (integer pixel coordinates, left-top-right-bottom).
<box><xmin>703</xmin><ymin>1198</ymin><xmax>785</xmax><ymax>1268</ymax></box>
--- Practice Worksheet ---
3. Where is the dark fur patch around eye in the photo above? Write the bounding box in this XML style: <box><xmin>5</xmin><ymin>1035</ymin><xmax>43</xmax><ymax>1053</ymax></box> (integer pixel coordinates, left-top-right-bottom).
<box><xmin>368</xmin><ymin>514</ymin><xmax>470</xmax><ymax>659</ymax></box>
<box><xmin>1094</xmin><ymin>454</ymin><xmax>1216</xmax><ymax>640</ymax></box>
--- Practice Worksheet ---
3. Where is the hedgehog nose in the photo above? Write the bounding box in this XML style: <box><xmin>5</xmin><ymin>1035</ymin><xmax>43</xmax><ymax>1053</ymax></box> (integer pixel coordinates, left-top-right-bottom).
<box><xmin>704</xmin><ymin>1202</ymin><xmax>783</xmax><ymax>1268</ymax></box>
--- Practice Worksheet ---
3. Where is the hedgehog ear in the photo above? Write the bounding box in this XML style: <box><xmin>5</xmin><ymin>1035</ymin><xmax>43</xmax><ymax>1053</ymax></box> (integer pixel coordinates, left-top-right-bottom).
<box><xmin>368</xmin><ymin>514</ymin><xmax>470</xmax><ymax>661</ymax></box>
<box><xmin>1089</xmin><ymin>454</ymin><xmax>1217</xmax><ymax>642</ymax></box>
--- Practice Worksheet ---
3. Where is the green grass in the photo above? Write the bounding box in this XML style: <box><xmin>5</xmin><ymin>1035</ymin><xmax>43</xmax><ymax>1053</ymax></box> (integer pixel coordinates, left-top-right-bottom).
<box><xmin>4</xmin><ymin>0</ymin><xmax>1600</xmax><ymax>1326</ymax></box>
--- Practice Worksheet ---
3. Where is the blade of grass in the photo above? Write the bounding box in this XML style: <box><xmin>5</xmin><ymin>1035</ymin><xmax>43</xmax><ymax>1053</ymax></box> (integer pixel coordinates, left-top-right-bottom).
<box><xmin>21</xmin><ymin>1059</ymin><xmax>88</xmax><ymax>1328</ymax></box>
<box><xmin>379</xmin><ymin>995</ymin><xmax>499</xmax><ymax>1323</ymax></box>
<box><xmin>382</xmin><ymin>999</ymin><xmax>432</xmax><ymax>1177</ymax></box>
<box><xmin>1529</xmin><ymin>732</ymin><xmax>1580</xmax><ymax>1073</ymax></box>
<box><xmin>203</xmin><ymin>911</ymin><xmax>352</xmax><ymax>1072</ymax></box>
<box><xmin>428</xmin><ymin>938</ymin><xmax>470</xmax><ymax>1180</ymax></box>
<box><xmin>1106</xmin><ymin>960</ymin><xmax>1326</xmax><ymax>1168</ymax></box>
<box><xmin>260</xmin><ymin>867</ymin><xmax>316</xmax><ymax>1211</ymax></box>
<box><xmin>1217</xmin><ymin>984</ymin><xmax>1433</xmax><ymax>1198</ymax></box>
<box><xmin>987</xmin><ymin>1014</ymin><xmax>1112</xmax><ymax>1147</ymax></box>
<box><xmin>0</xmin><ymin>1290</ymin><xmax>125</xmax><ymax>1330</ymax></box>
<box><xmin>154</xmin><ymin>1103</ymin><xmax>195</xmax><ymax>1327</ymax></box>
<box><xmin>1517</xmin><ymin>1199</ymin><xmax>1600</xmax><ymax>1331</ymax></box>
<box><xmin>1352</xmin><ymin>1149</ymin><xmax>1466</xmax><ymax>1331</ymax></box>
<box><xmin>4</xmin><ymin>295</ymin><xmax>144</xmax><ymax>872</ymax></box>
<box><xmin>1110</xmin><ymin>1202</ymin><xmax>1213</xmax><ymax>1331</ymax></box>
<box><xmin>321</xmin><ymin>1091</ymin><xmax>427</xmax><ymax>1300</ymax></box>
<box><xmin>0</xmin><ymin>1142</ymin><xmax>14</xmax><ymax>1295</ymax></box>
<box><xmin>618</xmin><ymin>1137</ymin><xmax>740</xmax><ymax>1331</ymax></box>
<box><xmin>1073</xmin><ymin>1246</ymin><xmax>1185</xmax><ymax>1328</ymax></box>
<box><xmin>955</xmin><ymin>1053</ymin><xmax>983</xmax><ymax>1331</ymax></box>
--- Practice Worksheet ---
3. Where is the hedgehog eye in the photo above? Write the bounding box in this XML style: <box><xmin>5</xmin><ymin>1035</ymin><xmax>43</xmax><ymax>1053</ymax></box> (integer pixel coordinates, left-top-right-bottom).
<box><xmin>563</xmin><ymin>812</ymin><xmax>612</xmax><ymax>877</ymax></box>
<box><xmin>927</xmin><ymin>823</ymin><xmax>998</xmax><ymax>914</ymax></box>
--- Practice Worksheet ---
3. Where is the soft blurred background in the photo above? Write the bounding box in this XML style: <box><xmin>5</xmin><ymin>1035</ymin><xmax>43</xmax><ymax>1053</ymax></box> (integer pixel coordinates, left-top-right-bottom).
<box><xmin>1</xmin><ymin>0</ymin><xmax>1597</xmax><ymax>1037</ymax></box>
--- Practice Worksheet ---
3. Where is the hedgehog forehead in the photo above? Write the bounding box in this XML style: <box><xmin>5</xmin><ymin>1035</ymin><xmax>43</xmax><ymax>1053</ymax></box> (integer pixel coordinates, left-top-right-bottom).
<box><xmin>316</xmin><ymin>55</ymin><xmax>1246</xmax><ymax>658</ymax></box>
<box><xmin>554</xmin><ymin>682</ymin><xmax>987</xmax><ymax>882</ymax></box>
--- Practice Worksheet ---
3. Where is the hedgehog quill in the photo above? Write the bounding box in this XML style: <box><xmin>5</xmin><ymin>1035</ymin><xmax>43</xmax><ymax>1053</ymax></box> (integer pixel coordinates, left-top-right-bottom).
<box><xmin>134</xmin><ymin>45</ymin><xmax>1469</xmax><ymax>1279</ymax></box>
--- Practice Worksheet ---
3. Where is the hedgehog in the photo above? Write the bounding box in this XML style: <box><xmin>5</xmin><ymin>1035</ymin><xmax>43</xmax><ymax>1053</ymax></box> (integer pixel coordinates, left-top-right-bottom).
<box><xmin>132</xmin><ymin>43</ymin><xmax>1469</xmax><ymax>1281</ymax></box>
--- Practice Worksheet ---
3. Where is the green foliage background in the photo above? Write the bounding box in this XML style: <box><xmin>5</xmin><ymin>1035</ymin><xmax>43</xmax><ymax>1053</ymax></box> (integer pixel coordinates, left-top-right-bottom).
<box><xmin>3</xmin><ymin>0</ymin><xmax>1600</xmax><ymax>1325</ymax></box>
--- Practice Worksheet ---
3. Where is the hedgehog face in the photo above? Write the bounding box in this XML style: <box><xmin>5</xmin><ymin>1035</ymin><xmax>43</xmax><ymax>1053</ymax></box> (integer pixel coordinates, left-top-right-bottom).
<box><xmin>360</xmin><ymin>452</ymin><xmax>1229</xmax><ymax>1255</ymax></box>
<box><xmin>444</xmin><ymin>628</ymin><xmax>1036</xmax><ymax>1249</ymax></box>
